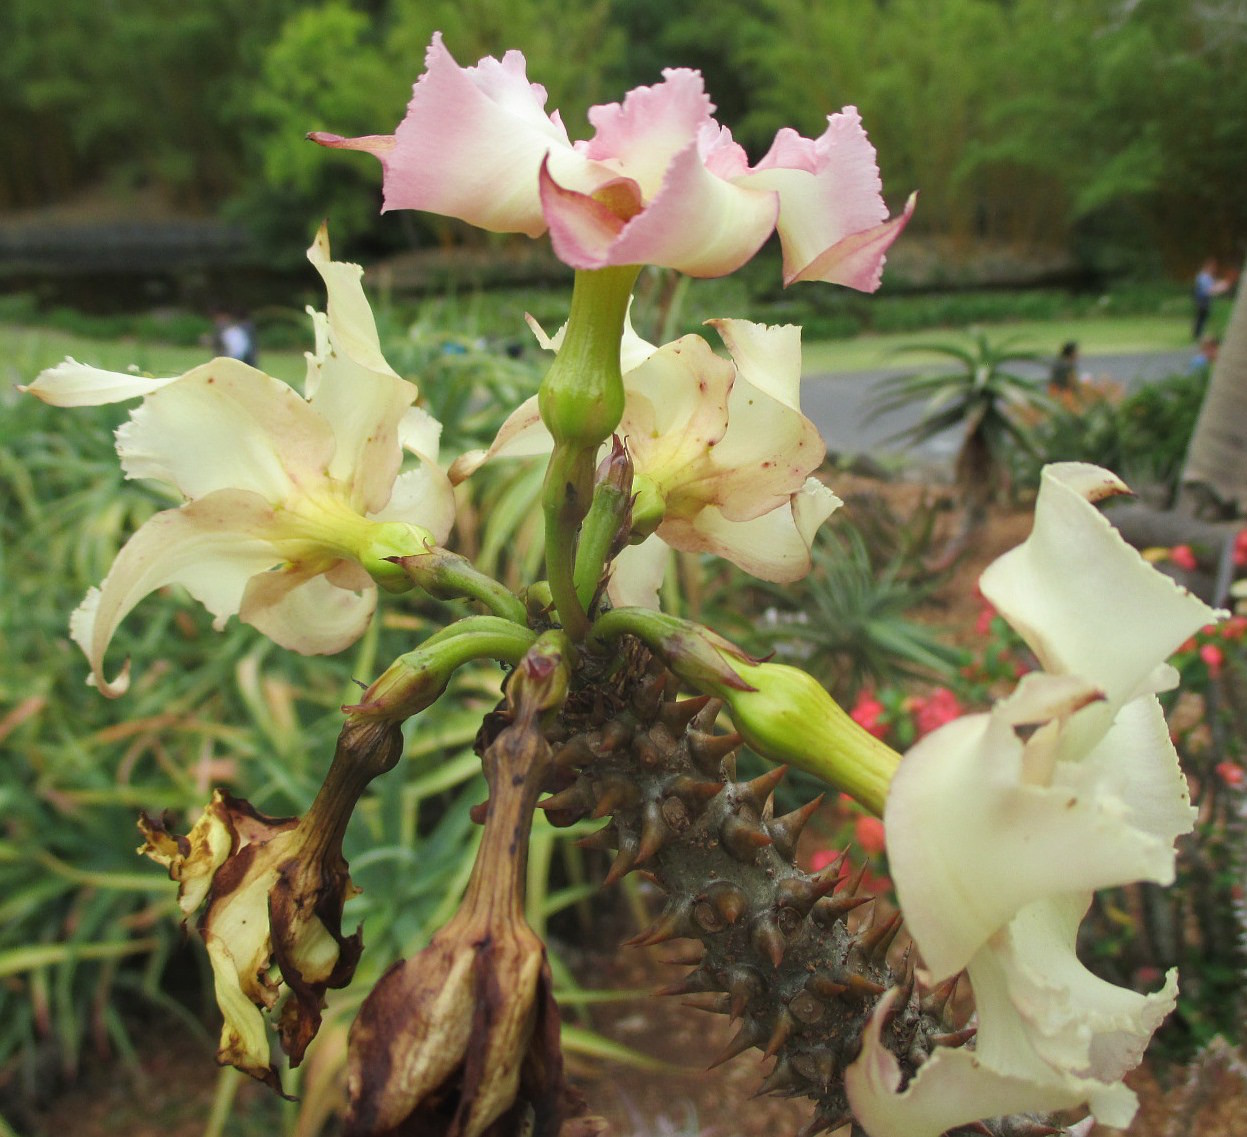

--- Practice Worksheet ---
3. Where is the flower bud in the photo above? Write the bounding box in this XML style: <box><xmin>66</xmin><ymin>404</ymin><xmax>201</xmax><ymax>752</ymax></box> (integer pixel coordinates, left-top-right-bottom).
<box><xmin>711</xmin><ymin>660</ymin><xmax>901</xmax><ymax>817</ymax></box>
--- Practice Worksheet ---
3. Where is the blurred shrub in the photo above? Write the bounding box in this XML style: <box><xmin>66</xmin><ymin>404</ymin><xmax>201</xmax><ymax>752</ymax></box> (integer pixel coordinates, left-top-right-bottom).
<box><xmin>1021</xmin><ymin>369</ymin><xmax>1208</xmax><ymax>499</ymax></box>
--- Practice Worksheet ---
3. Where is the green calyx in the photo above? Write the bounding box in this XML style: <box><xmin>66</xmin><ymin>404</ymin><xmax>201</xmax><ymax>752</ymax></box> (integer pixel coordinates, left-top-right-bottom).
<box><xmin>537</xmin><ymin>265</ymin><xmax>640</xmax><ymax>449</ymax></box>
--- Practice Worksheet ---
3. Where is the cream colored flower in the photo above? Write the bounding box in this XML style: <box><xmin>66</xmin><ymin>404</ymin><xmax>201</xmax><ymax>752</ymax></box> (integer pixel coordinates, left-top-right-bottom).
<box><xmin>451</xmin><ymin>317</ymin><xmax>838</xmax><ymax>601</ymax></box>
<box><xmin>25</xmin><ymin>226</ymin><xmax>455</xmax><ymax>695</ymax></box>
<box><xmin>847</xmin><ymin>463</ymin><xmax>1220</xmax><ymax>1135</ymax></box>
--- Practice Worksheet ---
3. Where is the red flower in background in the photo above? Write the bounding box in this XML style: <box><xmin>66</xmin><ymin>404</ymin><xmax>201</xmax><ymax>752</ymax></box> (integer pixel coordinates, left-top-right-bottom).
<box><xmin>1216</xmin><ymin>761</ymin><xmax>1245</xmax><ymax>788</ymax></box>
<box><xmin>850</xmin><ymin>690</ymin><xmax>888</xmax><ymax>738</ymax></box>
<box><xmin>1233</xmin><ymin>528</ymin><xmax>1247</xmax><ymax>567</ymax></box>
<box><xmin>1170</xmin><ymin>544</ymin><xmax>1198</xmax><ymax>572</ymax></box>
<box><xmin>909</xmin><ymin>687</ymin><xmax>963</xmax><ymax>738</ymax></box>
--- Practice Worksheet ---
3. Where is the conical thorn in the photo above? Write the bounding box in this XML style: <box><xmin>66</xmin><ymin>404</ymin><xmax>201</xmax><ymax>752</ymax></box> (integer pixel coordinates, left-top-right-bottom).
<box><xmin>691</xmin><ymin>696</ymin><xmax>724</xmax><ymax>731</ymax></box>
<box><xmin>739</xmin><ymin>764</ymin><xmax>788</xmax><ymax>811</ymax></box>
<box><xmin>932</xmin><ymin>1026</ymin><xmax>978</xmax><ymax>1049</ymax></box>
<box><xmin>858</xmin><ymin>910</ymin><xmax>903</xmax><ymax>961</ymax></box>
<box><xmin>598</xmin><ymin>718</ymin><xmax>633</xmax><ymax>753</ymax></box>
<box><xmin>603</xmin><ymin>845</ymin><xmax>638</xmax><ymax>887</ymax></box>
<box><xmin>844</xmin><ymin>973</ymin><xmax>887</xmax><ymax>999</ymax></box>
<box><xmin>721</xmin><ymin>813</ymin><xmax>774</xmax><ymax>863</ymax></box>
<box><xmin>763</xmin><ymin>1010</ymin><xmax>795</xmax><ymax>1058</ymax></box>
<box><xmin>659</xmin><ymin>694</ymin><xmax>713</xmax><ymax>733</ymax></box>
<box><xmin>707</xmin><ymin>1019</ymin><xmax>765</xmax><ymax>1069</ymax></box>
<box><xmin>632</xmin><ymin>671</ymin><xmax>669</xmax><ymax>719</ymax></box>
<box><xmin>920</xmin><ymin>973</ymin><xmax>961</xmax><ymax>1022</ymax></box>
<box><xmin>688</xmin><ymin>729</ymin><xmax>741</xmax><ymax>774</ymax></box>
<box><xmin>754</xmin><ymin>1058</ymin><xmax>799</xmax><ymax>1098</ymax></box>
<box><xmin>769</xmin><ymin>795</ymin><xmax>824</xmax><ymax>860</ymax></box>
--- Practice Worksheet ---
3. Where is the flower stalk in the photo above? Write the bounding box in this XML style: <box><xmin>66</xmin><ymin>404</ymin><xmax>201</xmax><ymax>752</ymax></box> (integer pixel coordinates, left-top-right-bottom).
<box><xmin>538</xmin><ymin>266</ymin><xmax>638</xmax><ymax>640</ymax></box>
<box><xmin>392</xmin><ymin>547</ymin><xmax>528</xmax><ymax>624</ymax></box>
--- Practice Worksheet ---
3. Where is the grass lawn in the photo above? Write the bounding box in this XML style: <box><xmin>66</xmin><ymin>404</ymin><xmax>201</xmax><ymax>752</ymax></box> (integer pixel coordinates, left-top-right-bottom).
<box><xmin>2</xmin><ymin>310</ymin><xmax>1192</xmax><ymax>391</ymax></box>
<box><xmin>800</xmin><ymin>313</ymin><xmax>1191</xmax><ymax>374</ymax></box>
<box><xmin>2</xmin><ymin>323</ymin><xmax>307</xmax><ymax>391</ymax></box>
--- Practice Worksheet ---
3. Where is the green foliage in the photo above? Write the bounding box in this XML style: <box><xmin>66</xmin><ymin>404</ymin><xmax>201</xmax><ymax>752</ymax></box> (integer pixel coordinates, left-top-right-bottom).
<box><xmin>1023</xmin><ymin>368</ymin><xmax>1209</xmax><ymax>498</ymax></box>
<box><xmin>869</xmin><ymin>331</ymin><xmax>1051</xmax><ymax>497</ymax></box>
<box><xmin>706</xmin><ymin>514</ymin><xmax>966</xmax><ymax>701</ymax></box>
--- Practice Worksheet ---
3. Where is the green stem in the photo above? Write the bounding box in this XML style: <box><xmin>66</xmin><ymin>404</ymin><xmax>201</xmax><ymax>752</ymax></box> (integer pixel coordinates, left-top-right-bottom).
<box><xmin>537</xmin><ymin>265</ymin><xmax>640</xmax><ymax>640</ymax></box>
<box><xmin>395</xmin><ymin>547</ymin><xmax>528</xmax><ymax>625</ymax></box>
<box><xmin>349</xmin><ymin>617</ymin><xmax>537</xmax><ymax>723</ymax></box>
<box><xmin>543</xmin><ymin>441</ymin><xmax>596</xmax><ymax>641</ymax></box>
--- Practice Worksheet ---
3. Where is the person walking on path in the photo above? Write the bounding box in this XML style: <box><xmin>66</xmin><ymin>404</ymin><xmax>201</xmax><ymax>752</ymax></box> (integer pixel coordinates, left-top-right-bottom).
<box><xmin>1193</xmin><ymin>258</ymin><xmax>1235</xmax><ymax>340</ymax></box>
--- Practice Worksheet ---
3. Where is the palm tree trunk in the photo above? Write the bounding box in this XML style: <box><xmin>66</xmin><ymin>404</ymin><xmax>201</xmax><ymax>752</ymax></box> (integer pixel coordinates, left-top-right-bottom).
<box><xmin>1182</xmin><ymin>256</ymin><xmax>1247</xmax><ymax>516</ymax></box>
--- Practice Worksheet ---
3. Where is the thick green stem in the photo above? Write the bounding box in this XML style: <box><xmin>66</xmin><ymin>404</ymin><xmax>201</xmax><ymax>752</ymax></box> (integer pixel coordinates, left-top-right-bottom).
<box><xmin>537</xmin><ymin>265</ymin><xmax>640</xmax><ymax>640</ymax></box>
<box><xmin>348</xmin><ymin>617</ymin><xmax>537</xmax><ymax>723</ymax></box>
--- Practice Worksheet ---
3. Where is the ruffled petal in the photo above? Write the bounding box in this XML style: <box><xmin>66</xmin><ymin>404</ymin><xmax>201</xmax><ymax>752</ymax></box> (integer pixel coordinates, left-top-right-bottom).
<box><xmin>448</xmin><ymin>395</ymin><xmax>550</xmax><ymax>484</ymax></box>
<box><xmin>885</xmin><ymin>675</ymin><xmax>1193</xmax><ymax>980</ymax></box>
<box><xmin>707</xmin><ymin>319</ymin><xmax>803</xmax><ymax>411</ymax></box>
<box><xmin>70</xmin><ymin>491</ymin><xmax>283</xmax><ymax>696</ymax></box>
<box><xmin>785</xmin><ymin>194</ymin><xmax>915</xmax><ymax>289</ymax></box>
<box><xmin>971</xmin><ymin>895</ymin><xmax>1179</xmax><ymax>1084</ymax></box>
<box><xmin>114</xmin><ymin>361</ymin><xmax>336</xmax><ymax>502</ymax></box>
<box><xmin>239</xmin><ymin>563</ymin><xmax>376</xmax><ymax>656</ymax></box>
<box><xmin>739</xmin><ymin>108</ymin><xmax>907</xmax><ymax>290</ymax></box>
<box><xmin>581</xmin><ymin>69</ymin><xmax>714</xmax><ymax>194</ymax></box>
<box><xmin>22</xmin><ymin>358</ymin><xmax>181</xmax><ymax>406</ymax></box>
<box><xmin>981</xmin><ymin>463</ymin><xmax>1217</xmax><ymax>715</ymax></box>
<box><xmin>312</xmin><ymin>33</ymin><xmax>590</xmax><ymax>236</ymax></box>
<box><xmin>305</xmin><ymin>226</ymin><xmax>420</xmax><ymax>513</ymax></box>
<box><xmin>661</xmin><ymin>478</ymin><xmax>839</xmax><ymax>581</ymax></box>
<box><xmin>543</xmin><ymin>135</ymin><xmax>778</xmax><ymax>276</ymax></box>
<box><xmin>844</xmin><ymin>989</ymin><xmax>1129</xmax><ymax>1137</ymax></box>
<box><xmin>399</xmin><ymin>405</ymin><xmax>445</xmax><ymax>462</ymax></box>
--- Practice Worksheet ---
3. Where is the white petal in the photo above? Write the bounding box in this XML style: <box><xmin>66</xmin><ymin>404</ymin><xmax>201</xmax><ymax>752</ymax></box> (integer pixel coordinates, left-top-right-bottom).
<box><xmin>886</xmin><ymin>683</ymin><xmax>1192</xmax><ymax>979</ymax></box>
<box><xmin>23</xmin><ymin>358</ymin><xmax>181</xmax><ymax>406</ymax></box>
<box><xmin>981</xmin><ymin>464</ymin><xmax>1218</xmax><ymax>716</ymax></box>
<box><xmin>706</xmin><ymin>319</ymin><xmax>803</xmax><ymax>412</ymax></box>
<box><xmin>305</xmin><ymin>228</ymin><xmax>420</xmax><ymax>513</ymax></box>
<box><xmin>661</xmin><ymin>478</ymin><xmax>838</xmax><ymax>581</ymax></box>
<box><xmin>372</xmin><ymin>466</ymin><xmax>457</xmax><ymax>545</ymax></box>
<box><xmin>398</xmin><ymin>405</ymin><xmax>445</xmax><ymax>462</ymax></box>
<box><xmin>607</xmin><ymin>535</ymin><xmax>671</xmax><ymax>609</ymax></box>
<box><xmin>115</xmin><ymin>361</ymin><xmax>336</xmax><ymax>503</ymax></box>
<box><xmin>239</xmin><ymin>564</ymin><xmax>376</xmax><ymax>656</ymax></box>
<box><xmin>844</xmin><ymin>989</ymin><xmax>1105</xmax><ymax>1137</ymax></box>
<box><xmin>447</xmin><ymin>395</ymin><xmax>551</xmax><ymax>484</ymax></box>
<box><xmin>971</xmin><ymin>896</ymin><xmax>1178</xmax><ymax>1084</ymax></box>
<box><xmin>71</xmin><ymin>491</ymin><xmax>283</xmax><ymax>696</ymax></box>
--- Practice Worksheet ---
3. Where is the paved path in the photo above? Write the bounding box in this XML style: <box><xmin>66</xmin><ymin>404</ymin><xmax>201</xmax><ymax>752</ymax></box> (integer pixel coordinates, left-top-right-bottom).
<box><xmin>802</xmin><ymin>349</ymin><xmax>1191</xmax><ymax>468</ymax></box>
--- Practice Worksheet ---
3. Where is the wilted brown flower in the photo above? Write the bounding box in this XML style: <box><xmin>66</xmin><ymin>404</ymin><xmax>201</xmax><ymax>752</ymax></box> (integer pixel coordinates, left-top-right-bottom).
<box><xmin>139</xmin><ymin>718</ymin><xmax>403</xmax><ymax>1090</ymax></box>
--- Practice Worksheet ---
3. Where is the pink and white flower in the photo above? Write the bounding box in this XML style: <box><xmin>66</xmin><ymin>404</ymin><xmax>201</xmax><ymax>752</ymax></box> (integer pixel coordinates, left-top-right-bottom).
<box><xmin>24</xmin><ymin>226</ymin><xmax>455</xmax><ymax>695</ymax></box>
<box><xmin>312</xmin><ymin>34</ymin><xmax>912</xmax><ymax>287</ymax></box>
